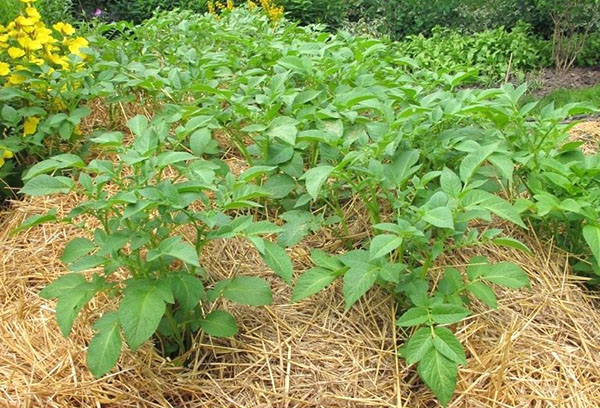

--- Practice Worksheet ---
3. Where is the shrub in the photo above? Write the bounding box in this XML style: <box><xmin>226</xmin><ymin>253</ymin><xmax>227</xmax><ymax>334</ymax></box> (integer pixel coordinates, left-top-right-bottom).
<box><xmin>397</xmin><ymin>24</ymin><xmax>552</xmax><ymax>85</ymax></box>
<box><xmin>534</xmin><ymin>0</ymin><xmax>600</xmax><ymax>70</ymax></box>
<box><xmin>276</xmin><ymin>0</ymin><xmax>348</xmax><ymax>29</ymax></box>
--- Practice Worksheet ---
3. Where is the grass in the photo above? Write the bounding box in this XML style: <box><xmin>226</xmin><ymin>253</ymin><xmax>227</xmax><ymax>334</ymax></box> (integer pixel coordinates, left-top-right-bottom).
<box><xmin>0</xmin><ymin>0</ymin><xmax>23</xmax><ymax>25</ymax></box>
<box><xmin>522</xmin><ymin>83</ymin><xmax>600</xmax><ymax>113</ymax></box>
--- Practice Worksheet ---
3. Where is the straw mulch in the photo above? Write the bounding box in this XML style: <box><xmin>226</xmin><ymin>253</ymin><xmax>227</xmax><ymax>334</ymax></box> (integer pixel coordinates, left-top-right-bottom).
<box><xmin>569</xmin><ymin>120</ymin><xmax>600</xmax><ymax>154</ymax></box>
<box><xmin>1</xmin><ymin>195</ymin><xmax>600</xmax><ymax>408</ymax></box>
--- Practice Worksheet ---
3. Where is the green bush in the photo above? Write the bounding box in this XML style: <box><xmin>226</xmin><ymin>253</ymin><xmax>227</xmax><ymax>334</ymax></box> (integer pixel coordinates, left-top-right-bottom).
<box><xmin>398</xmin><ymin>24</ymin><xmax>553</xmax><ymax>84</ymax></box>
<box><xmin>352</xmin><ymin>0</ymin><xmax>552</xmax><ymax>40</ymax></box>
<box><xmin>277</xmin><ymin>0</ymin><xmax>348</xmax><ymax>28</ymax></box>
<box><xmin>73</xmin><ymin>0</ymin><xmax>211</xmax><ymax>23</ymax></box>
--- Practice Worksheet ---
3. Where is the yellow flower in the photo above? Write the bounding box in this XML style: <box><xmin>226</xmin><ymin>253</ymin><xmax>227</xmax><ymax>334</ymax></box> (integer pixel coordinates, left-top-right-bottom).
<box><xmin>67</xmin><ymin>36</ymin><xmax>88</xmax><ymax>56</ymax></box>
<box><xmin>23</xmin><ymin>116</ymin><xmax>40</xmax><ymax>136</ymax></box>
<box><xmin>29</xmin><ymin>56</ymin><xmax>45</xmax><ymax>65</ymax></box>
<box><xmin>53</xmin><ymin>22</ymin><xmax>75</xmax><ymax>36</ymax></box>
<box><xmin>0</xmin><ymin>62</ymin><xmax>9</xmax><ymax>76</ymax></box>
<box><xmin>2</xmin><ymin>149</ymin><xmax>14</xmax><ymax>159</ymax></box>
<box><xmin>19</xmin><ymin>0</ymin><xmax>36</xmax><ymax>3</ymax></box>
<box><xmin>25</xmin><ymin>7</ymin><xmax>41</xmax><ymax>19</ymax></box>
<box><xmin>8</xmin><ymin>47</ymin><xmax>26</xmax><ymax>58</ymax></box>
<box><xmin>18</xmin><ymin>37</ymin><xmax>42</xmax><ymax>51</ymax></box>
<box><xmin>15</xmin><ymin>16</ymin><xmax>38</xmax><ymax>27</ymax></box>
<box><xmin>8</xmin><ymin>73</ymin><xmax>25</xmax><ymax>85</ymax></box>
<box><xmin>247</xmin><ymin>0</ymin><xmax>257</xmax><ymax>10</ymax></box>
<box><xmin>227</xmin><ymin>0</ymin><xmax>234</xmax><ymax>10</ymax></box>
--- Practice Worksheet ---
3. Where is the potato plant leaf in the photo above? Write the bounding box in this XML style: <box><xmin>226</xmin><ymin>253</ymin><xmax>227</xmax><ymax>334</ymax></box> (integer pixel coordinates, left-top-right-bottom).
<box><xmin>418</xmin><ymin>347</ymin><xmax>458</xmax><ymax>406</ymax></box>
<box><xmin>200</xmin><ymin>310</ymin><xmax>238</xmax><ymax>337</ymax></box>
<box><xmin>260</xmin><ymin>241</ymin><xmax>293</xmax><ymax>284</ymax></box>
<box><xmin>87</xmin><ymin>312</ymin><xmax>122</xmax><ymax>378</ymax></box>
<box><xmin>343</xmin><ymin>265</ymin><xmax>378</xmax><ymax>310</ymax></box>
<box><xmin>292</xmin><ymin>267</ymin><xmax>337</xmax><ymax>302</ymax></box>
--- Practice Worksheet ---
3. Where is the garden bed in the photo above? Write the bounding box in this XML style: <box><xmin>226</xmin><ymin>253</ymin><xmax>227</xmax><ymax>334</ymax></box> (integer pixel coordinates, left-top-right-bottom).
<box><xmin>1</xmin><ymin>195</ymin><xmax>599</xmax><ymax>407</ymax></box>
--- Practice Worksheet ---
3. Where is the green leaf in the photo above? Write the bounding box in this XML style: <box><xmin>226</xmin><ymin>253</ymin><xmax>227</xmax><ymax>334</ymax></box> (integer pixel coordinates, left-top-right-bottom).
<box><xmin>466</xmin><ymin>256</ymin><xmax>490</xmax><ymax>281</ymax></box>
<box><xmin>61</xmin><ymin>237</ymin><xmax>96</xmax><ymax>264</ymax></box>
<box><xmin>266</xmin><ymin>116</ymin><xmax>298</xmax><ymax>145</ymax></box>
<box><xmin>87</xmin><ymin>312</ymin><xmax>122</xmax><ymax>378</ymax></box>
<box><xmin>459</xmin><ymin>143</ymin><xmax>497</xmax><ymax>183</ymax></box>
<box><xmin>159</xmin><ymin>236</ymin><xmax>200</xmax><ymax>267</ymax></box>
<box><xmin>260</xmin><ymin>241</ymin><xmax>293</xmax><ymax>284</ymax></box>
<box><xmin>156</xmin><ymin>151</ymin><xmax>196</xmax><ymax>167</ymax></box>
<box><xmin>190</xmin><ymin>128</ymin><xmax>212</xmax><ymax>156</ymax></box>
<box><xmin>55</xmin><ymin>285</ymin><xmax>97</xmax><ymax>336</ymax></box>
<box><xmin>481</xmin><ymin>262</ymin><xmax>530</xmax><ymax>288</ymax></box>
<box><xmin>39</xmin><ymin>273</ymin><xmax>87</xmax><ymax>300</ymax></box>
<box><xmin>300</xmin><ymin>166</ymin><xmax>334</xmax><ymax>200</ymax></box>
<box><xmin>430</xmin><ymin>304</ymin><xmax>471</xmax><ymax>324</ymax></box>
<box><xmin>23</xmin><ymin>154</ymin><xmax>84</xmax><ymax>180</ymax></box>
<box><xmin>418</xmin><ymin>348</ymin><xmax>458</xmax><ymax>406</ymax></box>
<box><xmin>343</xmin><ymin>265</ymin><xmax>378</xmax><ymax>310</ymax></box>
<box><xmin>20</xmin><ymin>175</ymin><xmax>73</xmax><ymax>196</ymax></box>
<box><xmin>13</xmin><ymin>209</ymin><xmax>57</xmax><ymax>234</ymax></box>
<box><xmin>396</xmin><ymin>306</ymin><xmax>430</xmax><ymax>327</ymax></box>
<box><xmin>311</xmin><ymin>249</ymin><xmax>343</xmax><ymax>271</ymax></box>
<box><xmin>369</xmin><ymin>234</ymin><xmax>403</xmax><ymax>260</ymax></box>
<box><xmin>119</xmin><ymin>282</ymin><xmax>170</xmax><ymax>351</ymax></box>
<box><xmin>423</xmin><ymin>207</ymin><xmax>454</xmax><ymax>229</ymax></box>
<box><xmin>200</xmin><ymin>310</ymin><xmax>238</xmax><ymax>337</ymax></box>
<box><xmin>440</xmin><ymin>167</ymin><xmax>462</xmax><ymax>197</ymax></box>
<box><xmin>433</xmin><ymin>326</ymin><xmax>466</xmax><ymax>365</ymax></box>
<box><xmin>404</xmin><ymin>327</ymin><xmax>434</xmax><ymax>365</ymax></box>
<box><xmin>170</xmin><ymin>273</ymin><xmax>204</xmax><ymax>312</ymax></box>
<box><xmin>263</xmin><ymin>174</ymin><xmax>296</xmax><ymax>199</ymax></box>
<box><xmin>291</xmin><ymin>267</ymin><xmax>337</xmax><ymax>302</ymax></box>
<box><xmin>90</xmin><ymin>131</ymin><xmax>123</xmax><ymax>146</ymax></box>
<box><xmin>1</xmin><ymin>104</ymin><xmax>19</xmax><ymax>122</ymax></box>
<box><xmin>583</xmin><ymin>225</ymin><xmax>600</xmax><ymax>263</ymax></box>
<box><xmin>467</xmin><ymin>281</ymin><xmax>498</xmax><ymax>309</ymax></box>
<box><xmin>126</xmin><ymin>114</ymin><xmax>148</xmax><ymax>137</ymax></box>
<box><xmin>492</xmin><ymin>237</ymin><xmax>532</xmax><ymax>254</ymax></box>
<box><xmin>67</xmin><ymin>255</ymin><xmax>105</xmax><ymax>272</ymax></box>
<box><xmin>223</xmin><ymin>276</ymin><xmax>272</xmax><ymax>306</ymax></box>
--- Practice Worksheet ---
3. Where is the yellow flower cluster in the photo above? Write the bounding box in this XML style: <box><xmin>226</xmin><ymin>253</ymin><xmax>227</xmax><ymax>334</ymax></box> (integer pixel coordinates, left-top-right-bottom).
<box><xmin>208</xmin><ymin>0</ymin><xmax>284</xmax><ymax>22</ymax></box>
<box><xmin>0</xmin><ymin>0</ymin><xmax>90</xmax><ymax>166</ymax></box>
<box><xmin>259</xmin><ymin>0</ymin><xmax>284</xmax><ymax>22</ymax></box>
<box><xmin>0</xmin><ymin>0</ymin><xmax>89</xmax><ymax>83</ymax></box>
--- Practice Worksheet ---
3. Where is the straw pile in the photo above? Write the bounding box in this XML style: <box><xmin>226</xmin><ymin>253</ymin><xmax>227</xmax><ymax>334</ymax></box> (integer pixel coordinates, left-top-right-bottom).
<box><xmin>569</xmin><ymin>120</ymin><xmax>600</xmax><ymax>154</ymax></box>
<box><xmin>1</xmin><ymin>194</ymin><xmax>600</xmax><ymax>407</ymax></box>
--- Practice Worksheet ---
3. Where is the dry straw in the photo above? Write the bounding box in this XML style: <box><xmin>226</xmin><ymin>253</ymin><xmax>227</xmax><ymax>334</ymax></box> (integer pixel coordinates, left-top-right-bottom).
<box><xmin>1</xmin><ymin>193</ymin><xmax>599</xmax><ymax>408</ymax></box>
<box><xmin>568</xmin><ymin>120</ymin><xmax>600</xmax><ymax>155</ymax></box>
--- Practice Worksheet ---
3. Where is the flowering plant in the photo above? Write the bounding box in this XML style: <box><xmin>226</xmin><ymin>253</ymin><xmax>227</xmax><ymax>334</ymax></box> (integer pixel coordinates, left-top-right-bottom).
<box><xmin>0</xmin><ymin>0</ymin><xmax>91</xmax><ymax>197</ymax></box>
<box><xmin>208</xmin><ymin>0</ymin><xmax>284</xmax><ymax>22</ymax></box>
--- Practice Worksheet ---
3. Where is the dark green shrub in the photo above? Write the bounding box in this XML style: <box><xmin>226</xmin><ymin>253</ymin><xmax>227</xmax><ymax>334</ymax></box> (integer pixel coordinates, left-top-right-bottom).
<box><xmin>277</xmin><ymin>0</ymin><xmax>348</xmax><ymax>28</ymax></box>
<box><xmin>73</xmin><ymin>0</ymin><xmax>211</xmax><ymax>23</ymax></box>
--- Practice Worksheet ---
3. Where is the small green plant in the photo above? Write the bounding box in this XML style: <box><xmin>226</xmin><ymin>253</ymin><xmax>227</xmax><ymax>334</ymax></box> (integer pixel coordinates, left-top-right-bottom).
<box><xmin>19</xmin><ymin>113</ymin><xmax>293</xmax><ymax>377</ymax></box>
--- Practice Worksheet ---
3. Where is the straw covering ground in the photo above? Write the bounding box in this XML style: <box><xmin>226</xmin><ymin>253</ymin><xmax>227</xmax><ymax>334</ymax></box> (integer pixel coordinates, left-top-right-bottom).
<box><xmin>1</xmin><ymin>194</ymin><xmax>600</xmax><ymax>407</ymax></box>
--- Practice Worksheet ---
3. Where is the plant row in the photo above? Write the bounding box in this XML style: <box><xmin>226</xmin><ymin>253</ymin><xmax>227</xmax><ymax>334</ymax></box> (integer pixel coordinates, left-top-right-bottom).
<box><xmin>2</xmin><ymin>6</ymin><xmax>600</xmax><ymax>406</ymax></box>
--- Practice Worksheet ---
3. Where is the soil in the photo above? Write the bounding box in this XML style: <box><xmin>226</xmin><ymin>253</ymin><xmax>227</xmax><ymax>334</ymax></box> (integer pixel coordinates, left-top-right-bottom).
<box><xmin>527</xmin><ymin>66</ymin><xmax>600</xmax><ymax>97</ymax></box>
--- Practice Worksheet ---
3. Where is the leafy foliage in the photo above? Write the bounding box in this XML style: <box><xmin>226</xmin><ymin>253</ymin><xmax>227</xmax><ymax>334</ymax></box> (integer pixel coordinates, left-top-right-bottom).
<box><xmin>12</xmin><ymin>7</ymin><xmax>600</xmax><ymax>405</ymax></box>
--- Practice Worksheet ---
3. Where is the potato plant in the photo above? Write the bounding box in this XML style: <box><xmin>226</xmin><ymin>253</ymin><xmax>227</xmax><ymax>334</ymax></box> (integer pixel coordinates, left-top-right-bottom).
<box><xmin>20</xmin><ymin>112</ymin><xmax>293</xmax><ymax>377</ymax></box>
<box><xmin>15</xmin><ymin>7</ymin><xmax>600</xmax><ymax>406</ymax></box>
